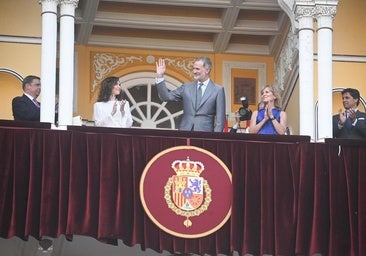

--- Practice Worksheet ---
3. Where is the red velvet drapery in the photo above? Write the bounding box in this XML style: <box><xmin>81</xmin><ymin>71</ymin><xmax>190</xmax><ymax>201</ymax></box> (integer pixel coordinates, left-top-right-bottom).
<box><xmin>0</xmin><ymin>124</ymin><xmax>365</xmax><ymax>256</ymax></box>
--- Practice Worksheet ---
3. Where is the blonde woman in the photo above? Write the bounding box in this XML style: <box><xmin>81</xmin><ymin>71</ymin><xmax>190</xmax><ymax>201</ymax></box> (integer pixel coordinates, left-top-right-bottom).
<box><xmin>249</xmin><ymin>85</ymin><xmax>287</xmax><ymax>135</ymax></box>
<box><xmin>93</xmin><ymin>76</ymin><xmax>133</xmax><ymax>128</ymax></box>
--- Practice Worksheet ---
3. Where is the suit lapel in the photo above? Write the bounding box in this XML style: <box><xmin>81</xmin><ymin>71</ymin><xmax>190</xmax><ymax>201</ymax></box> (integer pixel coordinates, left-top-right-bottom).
<box><xmin>199</xmin><ymin>81</ymin><xmax>214</xmax><ymax>107</ymax></box>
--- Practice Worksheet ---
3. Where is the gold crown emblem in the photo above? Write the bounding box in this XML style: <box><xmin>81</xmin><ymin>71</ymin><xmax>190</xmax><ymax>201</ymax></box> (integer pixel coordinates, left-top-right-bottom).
<box><xmin>171</xmin><ymin>157</ymin><xmax>204</xmax><ymax>177</ymax></box>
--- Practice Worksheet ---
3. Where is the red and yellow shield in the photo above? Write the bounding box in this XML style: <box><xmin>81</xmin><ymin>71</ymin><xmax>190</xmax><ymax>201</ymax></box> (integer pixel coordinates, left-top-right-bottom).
<box><xmin>140</xmin><ymin>146</ymin><xmax>232</xmax><ymax>238</ymax></box>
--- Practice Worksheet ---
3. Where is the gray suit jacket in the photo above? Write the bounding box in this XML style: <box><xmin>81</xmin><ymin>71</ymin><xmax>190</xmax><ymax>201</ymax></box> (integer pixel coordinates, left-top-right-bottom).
<box><xmin>333</xmin><ymin>110</ymin><xmax>366</xmax><ymax>139</ymax></box>
<box><xmin>156</xmin><ymin>79</ymin><xmax>226</xmax><ymax>132</ymax></box>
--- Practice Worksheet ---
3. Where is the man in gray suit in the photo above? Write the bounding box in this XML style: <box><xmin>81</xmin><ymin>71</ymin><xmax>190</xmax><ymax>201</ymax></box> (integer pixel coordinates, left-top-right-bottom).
<box><xmin>155</xmin><ymin>57</ymin><xmax>226</xmax><ymax>132</ymax></box>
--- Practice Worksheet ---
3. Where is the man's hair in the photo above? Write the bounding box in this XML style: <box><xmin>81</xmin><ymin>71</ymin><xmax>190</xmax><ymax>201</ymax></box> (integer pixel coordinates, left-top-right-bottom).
<box><xmin>195</xmin><ymin>56</ymin><xmax>212</xmax><ymax>70</ymax></box>
<box><xmin>22</xmin><ymin>75</ymin><xmax>40</xmax><ymax>90</ymax></box>
<box><xmin>342</xmin><ymin>88</ymin><xmax>360</xmax><ymax>106</ymax></box>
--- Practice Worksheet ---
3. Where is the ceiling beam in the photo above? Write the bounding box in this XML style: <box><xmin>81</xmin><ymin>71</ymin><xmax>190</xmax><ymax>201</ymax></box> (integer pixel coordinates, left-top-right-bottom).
<box><xmin>75</xmin><ymin>0</ymin><xmax>100</xmax><ymax>44</ymax></box>
<box><xmin>213</xmin><ymin>2</ymin><xmax>241</xmax><ymax>52</ymax></box>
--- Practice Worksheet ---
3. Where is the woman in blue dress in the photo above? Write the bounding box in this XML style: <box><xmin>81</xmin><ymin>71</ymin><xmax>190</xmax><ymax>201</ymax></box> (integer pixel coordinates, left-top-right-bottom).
<box><xmin>249</xmin><ymin>85</ymin><xmax>288</xmax><ymax>135</ymax></box>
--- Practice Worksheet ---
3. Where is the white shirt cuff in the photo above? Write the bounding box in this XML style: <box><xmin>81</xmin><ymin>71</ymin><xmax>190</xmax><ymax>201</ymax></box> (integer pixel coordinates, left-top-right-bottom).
<box><xmin>155</xmin><ymin>77</ymin><xmax>164</xmax><ymax>84</ymax></box>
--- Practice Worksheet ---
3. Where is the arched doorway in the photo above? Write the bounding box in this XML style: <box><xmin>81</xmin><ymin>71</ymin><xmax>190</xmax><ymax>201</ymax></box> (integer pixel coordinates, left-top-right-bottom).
<box><xmin>0</xmin><ymin>68</ymin><xmax>23</xmax><ymax>120</ymax></box>
<box><xmin>120</xmin><ymin>72</ymin><xmax>183</xmax><ymax>129</ymax></box>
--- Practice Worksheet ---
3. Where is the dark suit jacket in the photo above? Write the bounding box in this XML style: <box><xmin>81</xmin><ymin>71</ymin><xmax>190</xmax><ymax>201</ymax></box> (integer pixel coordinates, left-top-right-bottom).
<box><xmin>12</xmin><ymin>94</ymin><xmax>40</xmax><ymax>121</ymax></box>
<box><xmin>156</xmin><ymin>80</ymin><xmax>226</xmax><ymax>132</ymax></box>
<box><xmin>332</xmin><ymin>110</ymin><xmax>366</xmax><ymax>139</ymax></box>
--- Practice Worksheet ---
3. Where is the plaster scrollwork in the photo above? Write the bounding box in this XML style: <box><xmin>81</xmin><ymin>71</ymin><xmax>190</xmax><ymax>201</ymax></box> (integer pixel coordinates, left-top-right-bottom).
<box><xmin>275</xmin><ymin>30</ymin><xmax>298</xmax><ymax>92</ymax></box>
<box><xmin>92</xmin><ymin>53</ymin><xmax>143</xmax><ymax>92</ymax></box>
<box><xmin>91</xmin><ymin>54</ymin><xmax>194</xmax><ymax>92</ymax></box>
<box><xmin>164</xmin><ymin>58</ymin><xmax>195</xmax><ymax>79</ymax></box>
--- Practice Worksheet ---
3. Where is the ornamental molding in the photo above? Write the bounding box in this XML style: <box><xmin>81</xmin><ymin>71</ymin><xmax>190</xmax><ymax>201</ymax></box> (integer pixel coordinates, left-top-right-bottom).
<box><xmin>59</xmin><ymin>0</ymin><xmax>79</xmax><ymax>7</ymax></box>
<box><xmin>91</xmin><ymin>53</ymin><xmax>143</xmax><ymax>92</ymax></box>
<box><xmin>38</xmin><ymin>0</ymin><xmax>59</xmax><ymax>4</ymax></box>
<box><xmin>91</xmin><ymin>53</ymin><xmax>194</xmax><ymax>92</ymax></box>
<box><xmin>275</xmin><ymin>30</ymin><xmax>298</xmax><ymax>93</ymax></box>
<box><xmin>164</xmin><ymin>57</ymin><xmax>195</xmax><ymax>79</ymax></box>
<box><xmin>315</xmin><ymin>5</ymin><xmax>337</xmax><ymax>19</ymax></box>
<box><xmin>295</xmin><ymin>6</ymin><xmax>316</xmax><ymax>21</ymax></box>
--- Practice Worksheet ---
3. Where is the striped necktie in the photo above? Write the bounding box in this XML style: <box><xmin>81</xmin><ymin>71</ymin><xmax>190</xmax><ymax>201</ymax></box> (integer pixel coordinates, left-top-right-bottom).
<box><xmin>33</xmin><ymin>98</ymin><xmax>40</xmax><ymax>108</ymax></box>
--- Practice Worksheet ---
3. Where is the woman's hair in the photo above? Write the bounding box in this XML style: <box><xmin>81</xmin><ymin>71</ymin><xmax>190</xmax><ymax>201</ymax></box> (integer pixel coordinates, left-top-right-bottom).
<box><xmin>259</xmin><ymin>85</ymin><xmax>282</xmax><ymax>109</ymax></box>
<box><xmin>96</xmin><ymin>76</ymin><xmax>124</xmax><ymax>102</ymax></box>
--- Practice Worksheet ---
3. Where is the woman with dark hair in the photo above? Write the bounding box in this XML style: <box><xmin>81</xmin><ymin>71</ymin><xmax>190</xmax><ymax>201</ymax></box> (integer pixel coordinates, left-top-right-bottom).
<box><xmin>248</xmin><ymin>85</ymin><xmax>287</xmax><ymax>135</ymax></box>
<box><xmin>93</xmin><ymin>76</ymin><xmax>133</xmax><ymax>128</ymax></box>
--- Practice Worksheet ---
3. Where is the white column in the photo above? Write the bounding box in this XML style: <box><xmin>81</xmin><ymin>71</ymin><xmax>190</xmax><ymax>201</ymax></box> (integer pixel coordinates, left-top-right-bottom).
<box><xmin>58</xmin><ymin>0</ymin><xmax>79</xmax><ymax>126</ymax></box>
<box><xmin>295</xmin><ymin>4</ymin><xmax>316</xmax><ymax>140</ymax></box>
<box><xmin>316</xmin><ymin>3</ymin><xmax>338</xmax><ymax>141</ymax></box>
<box><xmin>39</xmin><ymin>0</ymin><xmax>58</xmax><ymax>123</ymax></box>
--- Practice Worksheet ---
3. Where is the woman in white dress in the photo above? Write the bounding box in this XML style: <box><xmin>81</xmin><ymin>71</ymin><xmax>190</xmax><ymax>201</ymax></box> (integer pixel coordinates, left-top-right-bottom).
<box><xmin>93</xmin><ymin>76</ymin><xmax>133</xmax><ymax>128</ymax></box>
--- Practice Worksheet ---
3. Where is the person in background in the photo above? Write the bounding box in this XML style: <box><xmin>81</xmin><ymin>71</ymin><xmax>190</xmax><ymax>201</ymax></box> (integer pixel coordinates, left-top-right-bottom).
<box><xmin>248</xmin><ymin>85</ymin><xmax>287</xmax><ymax>135</ymax></box>
<box><xmin>93</xmin><ymin>76</ymin><xmax>133</xmax><ymax>128</ymax></box>
<box><xmin>12</xmin><ymin>75</ymin><xmax>41</xmax><ymax>121</ymax></box>
<box><xmin>332</xmin><ymin>88</ymin><xmax>366</xmax><ymax>139</ymax></box>
<box><xmin>229</xmin><ymin>110</ymin><xmax>249</xmax><ymax>133</ymax></box>
<box><xmin>155</xmin><ymin>56</ymin><xmax>226</xmax><ymax>132</ymax></box>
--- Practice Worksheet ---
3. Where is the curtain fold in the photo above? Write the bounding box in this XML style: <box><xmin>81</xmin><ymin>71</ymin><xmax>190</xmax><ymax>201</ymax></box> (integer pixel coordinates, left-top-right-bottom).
<box><xmin>0</xmin><ymin>127</ymin><xmax>365</xmax><ymax>256</ymax></box>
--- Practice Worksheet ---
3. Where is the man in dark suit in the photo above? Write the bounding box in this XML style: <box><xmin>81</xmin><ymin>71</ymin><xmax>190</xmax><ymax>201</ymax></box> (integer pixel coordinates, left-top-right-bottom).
<box><xmin>333</xmin><ymin>88</ymin><xmax>366</xmax><ymax>139</ymax></box>
<box><xmin>12</xmin><ymin>75</ymin><xmax>41</xmax><ymax>121</ymax></box>
<box><xmin>155</xmin><ymin>57</ymin><xmax>226</xmax><ymax>132</ymax></box>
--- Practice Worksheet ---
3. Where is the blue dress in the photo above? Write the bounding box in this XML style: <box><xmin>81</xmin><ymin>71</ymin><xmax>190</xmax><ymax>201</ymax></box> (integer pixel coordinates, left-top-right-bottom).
<box><xmin>256</xmin><ymin>108</ymin><xmax>281</xmax><ymax>134</ymax></box>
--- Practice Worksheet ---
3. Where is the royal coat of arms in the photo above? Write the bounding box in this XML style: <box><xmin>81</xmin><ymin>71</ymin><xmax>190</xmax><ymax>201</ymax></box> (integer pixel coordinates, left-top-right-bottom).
<box><xmin>164</xmin><ymin>157</ymin><xmax>212</xmax><ymax>227</ymax></box>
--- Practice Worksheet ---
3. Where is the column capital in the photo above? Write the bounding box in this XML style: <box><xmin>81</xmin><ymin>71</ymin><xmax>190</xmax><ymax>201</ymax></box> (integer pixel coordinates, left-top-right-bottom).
<box><xmin>38</xmin><ymin>0</ymin><xmax>59</xmax><ymax>12</ymax></box>
<box><xmin>59</xmin><ymin>0</ymin><xmax>79</xmax><ymax>8</ymax></box>
<box><xmin>295</xmin><ymin>5</ymin><xmax>316</xmax><ymax>21</ymax></box>
<box><xmin>60</xmin><ymin>0</ymin><xmax>79</xmax><ymax>16</ymax></box>
<box><xmin>315</xmin><ymin>5</ymin><xmax>337</xmax><ymax>20</ymax></box>
<box><xmin>38</xmin><ymin>0</ymin><xmax>58</xmax><ymax>4</ymax></box>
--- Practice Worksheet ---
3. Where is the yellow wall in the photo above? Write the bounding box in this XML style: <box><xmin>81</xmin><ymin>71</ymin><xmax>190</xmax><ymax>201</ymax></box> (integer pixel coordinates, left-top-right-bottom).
<box><xmin>315</xmin><ymin>0</ymin><xmax>366</xmax><ymax>114</ymax></box>
<box><xmin>332</xmin><ymin>62</ymin><xmax>366</xmax><ymax>113</ymax></box>
<box><xmin>75</xmin><ymin>47</ymin><xmax>274</xmax><ymax>121</ymax></box>
<box><xmin>0</xmin><ymin>43</ymin><xmax>41</xmax><ymax>119</ymax></box>
<box><xmin>333</xmin><ymin>0</ymin><xmax>366</xmax><ymax>56</ymax></box>
<box><xmin>1</xmin><ymin>0</ymin><xmax>366</xmax><ymax>135</ymax></box>
<box><xmin>0</xmin><ymin>73</ymin><xmax>23</xmax><ymax>119</ymax></box>
<box><xmin>0</xmin><ymin>0</ymin><xmax>41</xmax><ymax>37</ymax></box>
<box><xmin>0</xmin><ymin>0</ymin><xmax>42</xmax><ymax>119</ymax></box>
